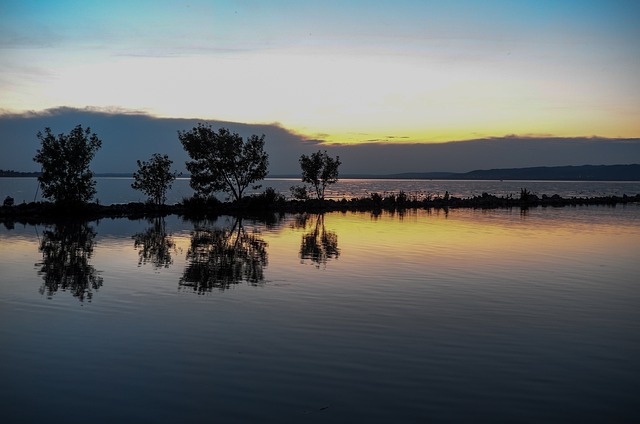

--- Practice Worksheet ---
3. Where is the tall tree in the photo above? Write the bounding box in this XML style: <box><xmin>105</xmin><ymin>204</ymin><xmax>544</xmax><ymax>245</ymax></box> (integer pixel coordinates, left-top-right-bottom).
<box><xmin>299</xmin><ymin>150</ymin><xmax>341</xmax><ymax>200</ymax></box>
<box><xmin>33</xmin><ymin>125</ymin><xmax>102</xmax><ymax>204</ymax></box>
<box><xmin>178</xmin><ymin>125</ymin><xmax>269</xmax><ymax>202</ymax></box>
<box><xmin>131</xmin><ymin>153</ymin><xmax>178</xmax><ymax>205</ymax></box>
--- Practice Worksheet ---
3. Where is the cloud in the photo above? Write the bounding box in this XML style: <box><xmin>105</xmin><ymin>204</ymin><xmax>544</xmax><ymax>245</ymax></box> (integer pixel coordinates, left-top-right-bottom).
<box><xmin>325</xmin><ymin>136</ymin><xmax>640</xmax><ymax>174</ymax></box>
<box><xmin>1</xmin><ymin>107</ymin><xmax>639</xmax><ymax>175</ymax></box>
<box><xmin>0</xmin><ymin>107</ymin><xmax>320</xmax><ymax>174</ymax></box>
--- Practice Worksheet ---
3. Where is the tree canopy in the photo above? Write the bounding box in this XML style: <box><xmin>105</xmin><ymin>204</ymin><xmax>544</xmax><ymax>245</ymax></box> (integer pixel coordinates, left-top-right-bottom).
<box><xmin>299</xmin><ymin>150</ymin><xmax>341</xmax><ymax>200</ymax></box>
<box><xmin>131</xmin><ymin>153</ymin><xmax>178</xmax><ymax>205</ymax></box>
<box><xmin>33</xmin><ymin>125</ymin><xmax>102</xmax><ymax>204</ymax></box>
<box><xmin>178</xmin><ymin>125</ymin><xmax>269</xmax><ymax>202</ymax></box>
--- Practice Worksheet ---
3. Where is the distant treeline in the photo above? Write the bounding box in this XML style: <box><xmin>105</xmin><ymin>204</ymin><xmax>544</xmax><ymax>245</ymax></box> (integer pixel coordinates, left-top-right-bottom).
<box><xmin>4</xmin><ymin>164</ymin><xmax>640</xmax><ymax>181</ymax></box>
<box><xmin>1</xmin><ymin>170</ymin><xmax>131</xmax><ymax>178</ymax></box>
<box><xmin>380</xmin><ymin>164</ymin><xmax>640</xmax><ymax>181</ymax></box>
<box><xmin>0</xmin><ymin>169</ymin><xmax>41</xmax><ymax>177</ymax></box>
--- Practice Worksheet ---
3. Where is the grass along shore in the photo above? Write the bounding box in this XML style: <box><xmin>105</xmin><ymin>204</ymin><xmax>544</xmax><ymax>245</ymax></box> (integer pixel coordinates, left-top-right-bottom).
<box><xmin>2</xmin><ymin>189</ymin><xmax>639</xmax><ymax>225</ymax></box>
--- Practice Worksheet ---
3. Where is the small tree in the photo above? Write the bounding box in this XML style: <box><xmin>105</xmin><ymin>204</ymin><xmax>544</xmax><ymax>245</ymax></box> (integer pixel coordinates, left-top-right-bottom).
<box><xmin>178</xmin><ymin>125</ymin><xmax>269</xmax><ymax>202</ymax></box>
<box><xmin>33</xmin><ymin>125</ymin><xmax>102</xmax><ymax>204</ymax></box>
<box><xmin>299</xmin><ymin>150</ymin><xmax>341</xmax><ymax>200</ymax></box>
<box><xmin>131</xmin><ymin>153</ymin><xmax>178</xmax><ymax>205</ymax></box>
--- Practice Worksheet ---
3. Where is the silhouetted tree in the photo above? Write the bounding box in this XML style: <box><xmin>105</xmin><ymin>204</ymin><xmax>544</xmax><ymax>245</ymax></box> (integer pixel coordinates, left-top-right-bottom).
<box><xmin>132</xmin><ymin>217</ymin><xmax>177</xmax><ymax>269</ymax></box>
<box><xmin>180</xmin><ymin>217</ymin><xmax>268</xmax><ymax>292</ymax></box>
<box><xmin>178</xmin><ymin>125</ymin><xmax>269</xmax><ymax>202</ymax></box>
<box><xmin>33</xmin><ymin>125</ymin><xmax>102</xmax><ymax>204</ymax></box>
<box><xmin>289</xmin><ymin>185</ymin><xmax>309</xmax><ymax>200</ymax></box>
<box><xmin>131</xmin><ymin>153</ymin><xmax>178</xmax><ymax>205</ymax></box>
<box><xmin>36</xmin><ymin>221</ymin><xmax>103</xmax><ymax>302</ymax></box>
<box><xmin>299</xmin><ymin>150</ymin><xmax>341</xmax><ymax>200</ymax></box>
<box><xmin>296</xmin><ymin>214</ymin><xmax>340</xmax><ymax>267</ymax></box>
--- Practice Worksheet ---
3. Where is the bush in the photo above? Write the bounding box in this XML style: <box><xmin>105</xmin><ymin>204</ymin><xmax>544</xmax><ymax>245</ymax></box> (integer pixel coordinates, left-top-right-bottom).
<box><xmin>243</xmin><ymin>187</ymin><xmax>286</xmax><ymax>210</ymax></box>
<box><xmin>290</xmin><ymin>185</ymin><xmax>309</xmax><ymax>200</ymax></box>
<box><xmin>181</xmin><ymin>195</ymin><xmax>221</xmax><ymax>211</ymax></box>
<box><xmin>131</xmin><ymin>153</ymin><xmax>178</xmax><ymax>205</ymax></box>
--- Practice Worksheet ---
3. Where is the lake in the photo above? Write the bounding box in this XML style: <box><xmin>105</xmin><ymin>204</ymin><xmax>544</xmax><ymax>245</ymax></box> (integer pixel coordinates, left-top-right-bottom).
<box><xmin>1</xmin><ymin>205</ymin><xmax>639</xmax><ymax>423</ymax></box>
<box><xmin>2</xmin><ymin>177</ymin><xmax>640</xmax><ymax>204</ymax></box>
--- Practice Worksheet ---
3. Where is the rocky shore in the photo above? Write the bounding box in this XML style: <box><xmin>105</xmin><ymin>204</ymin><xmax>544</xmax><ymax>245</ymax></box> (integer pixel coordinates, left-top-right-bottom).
<box><xmin>1</xmin><ymin>191</ymin><xmax>639</xmax><ymax>226</ymax></box>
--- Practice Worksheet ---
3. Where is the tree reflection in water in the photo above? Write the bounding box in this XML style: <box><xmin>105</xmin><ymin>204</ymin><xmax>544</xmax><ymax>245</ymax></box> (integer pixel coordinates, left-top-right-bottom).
<box><xmin>296</xmin><ymin>213</ymin><xmax>340</xmax><ymax>268</ymax></box>
<box><xmin>36</xmin><ymin>221</ymin><xmax>103</xmax><ymax>302</ymax></box>
<box><xmin>132</xmin><ymin>217</ymin><xmax>177</xmax><ymax>269</ymax></box>
<box><xmin>180</xmin><ymin>217</ymin><xmax>268</xmax><ymax>292</ymax></box>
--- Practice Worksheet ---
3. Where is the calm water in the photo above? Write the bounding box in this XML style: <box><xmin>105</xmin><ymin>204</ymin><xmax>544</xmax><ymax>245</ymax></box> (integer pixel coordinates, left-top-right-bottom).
<box><xmin>2</xmin><ymin>177</ymin><xmax>640</xmax><ymax>204</ymax></box>
<box><xmin>1</xmin><ymin>206</ymin><xmax>639</xmax><ymax>423</ymax></box>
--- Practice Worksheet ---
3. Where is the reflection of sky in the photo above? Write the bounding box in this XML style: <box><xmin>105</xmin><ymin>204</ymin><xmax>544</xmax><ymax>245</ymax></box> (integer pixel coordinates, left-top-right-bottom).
<box><xmin>1</xmin><ymin>206</ymin><xmax>639</xmax><ymax>301</ymax></box>
<box><xmin>1</xmin><ymin>1</ymin><xmax>639</xmax><ymax>143</ymax></box>
<box><xmin>311</xmin><ymin>208</ymin><xmax>639</xmax><ymax>279</ymax></box>
<box><xmin>3</xmin><ymin>206</ymin><xmax>640</xmax><ymax>275</ymax></box>
<box><xmin>2</xmin><ymin>208</ymin><xmax>639</xmax><ymax>422</ymax></box>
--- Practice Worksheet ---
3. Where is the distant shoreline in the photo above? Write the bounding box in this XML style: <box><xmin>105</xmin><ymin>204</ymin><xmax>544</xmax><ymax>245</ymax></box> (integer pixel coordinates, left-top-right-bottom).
<box><xmin>3</xmin><ymin>164</ymin><xmax>639</xmax><ymax>181</ymax></box>
<box><xmin>273</xmin><ymin>164</ymin><xmax>640</xmax><ymax>181</ymax></box>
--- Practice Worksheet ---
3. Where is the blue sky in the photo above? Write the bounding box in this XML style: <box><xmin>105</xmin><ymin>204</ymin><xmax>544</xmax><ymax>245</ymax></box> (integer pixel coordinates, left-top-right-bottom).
<box><xmin>1</xmin><ymin>0</ymin><xmax>639</xmax><ymax>144</ymax></box>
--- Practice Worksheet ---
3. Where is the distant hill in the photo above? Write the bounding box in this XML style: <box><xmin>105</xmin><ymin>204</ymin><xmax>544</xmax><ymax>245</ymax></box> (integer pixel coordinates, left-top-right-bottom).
<box><xmin>381</xmin><ymin>164</ymin><xmax>640</xmax><ymax>181</ymax></box>
<box><xmin>0</xmin><ymin>170</ymin><xmax>134</xmax><ymax>178</ymax></box>
<box><xmin>0</xmin><ymin>169</ymin><xmax>41</xmax><ymax>177</ymax></box>
<box><xmin>4</xmin><ymin>164</ymin><xmax>640</xmax><ymax>181</ymax></box>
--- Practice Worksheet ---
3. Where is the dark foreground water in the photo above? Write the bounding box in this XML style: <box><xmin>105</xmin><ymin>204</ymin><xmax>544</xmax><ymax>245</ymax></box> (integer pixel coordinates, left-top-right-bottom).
<box><xmin>1</xmin><ymin>206</ymin><xmax>639</xmax><ymax>423</ymax></box>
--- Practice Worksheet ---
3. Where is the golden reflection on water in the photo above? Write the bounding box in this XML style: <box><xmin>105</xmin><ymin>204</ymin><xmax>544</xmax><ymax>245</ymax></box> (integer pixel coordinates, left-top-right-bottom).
<box><xmin>272</xmin><ymin>207</ymin><xmax>640</xmax><ymax>280</ymax></box>
<box><xmin>1</xmin><ymin>205</ymin><xmax>638</xmax><ymax>299</ymax></box>
<box><xmin>0</xmin><ymin>235</ymin><xmax>41</xmax><ymax>286</ymax></box>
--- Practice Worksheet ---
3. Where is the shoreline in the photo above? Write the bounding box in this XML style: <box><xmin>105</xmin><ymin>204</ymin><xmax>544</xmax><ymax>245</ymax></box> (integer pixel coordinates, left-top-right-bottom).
<box><xmin>2</xmin><ymin>192</ymin><xmax>639</xmax><ymax>225</ymax></box>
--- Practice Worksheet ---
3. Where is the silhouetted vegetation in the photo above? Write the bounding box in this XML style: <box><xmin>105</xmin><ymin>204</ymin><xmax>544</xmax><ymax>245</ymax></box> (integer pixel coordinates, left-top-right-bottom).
<box><xmin>297</xmin><ymin>150</ymin><xmax>341</xmax><ymax>200</ymax></box>
<box><xmin>180</xmin><ymin>217</ymin><xmax>269</xmax><ymax>292</ymax></box>
<box><xmin>178</xmin><ymin>125</ymin><xmax>268</xmax><ymax>202</ymax></box>
<box><xmin>176</xmin><ymin>187</ymin><xmax>285</xmax><ymax>223</ymax></box>
<box><xmin>2</xmin><ymin>190</ymin><xmax>639</xmax><ymax>225</ymax></box>
<box><xmin>179</xmin><ymin>195</ymin><xmax>222</xmax><ymax>215</ymax></box>
<box><xmin>289</xmin><ymin>184</ymin><xmax>310</xmax><ymax>200</ymax></box>
<box><xmin>237</xmin><ymin>187</ymin><xmax>286</xmax><ymax>211</ymax></box>
<box><xmin>33</xmin><ymin>125</ymin><xmax>102</xmax><ymax>205</ymax></box>
<box><xmin>132</xmin><ymin>217</ymin><xmax>178</xmax><ymax>269</ymax></box>
<box><xmin>0</xmin><ymin>169</ymin><xmax>41</xmax><ymax>177</ymax></box>
<box><xmin>132</xmin><ymin>153</ymin><xmax>179</xmax><ymax>206</ymax></box>
<box><xmin>36</xmin><ymin>221</ymin><xmax>103</xmax><ymax>302</ymax></box>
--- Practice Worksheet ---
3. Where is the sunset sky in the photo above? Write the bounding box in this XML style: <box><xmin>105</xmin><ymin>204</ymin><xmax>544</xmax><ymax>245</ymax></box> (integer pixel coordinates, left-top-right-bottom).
<box><xmin>1</xmin><ymin>0</ymin><xmax>639</xmax><ymax>145</ymax></box>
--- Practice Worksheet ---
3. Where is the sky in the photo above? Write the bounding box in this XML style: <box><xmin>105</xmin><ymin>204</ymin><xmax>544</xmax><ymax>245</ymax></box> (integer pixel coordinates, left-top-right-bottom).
<box><xmin>1</xmin><ymin>0</ymin><xmax>639</xmax><ymax>146</ymax></box>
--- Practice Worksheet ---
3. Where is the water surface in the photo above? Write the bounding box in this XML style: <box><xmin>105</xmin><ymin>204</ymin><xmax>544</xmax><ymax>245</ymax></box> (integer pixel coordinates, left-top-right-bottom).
<box><xmin>1</xmin><ymin>206</ymin><xmax>639</xmax><ymax>423</ymax></box>
<box><xmin>2</xmin><ymin>177</ymin><xmax>640</xmax><ymax>204</ymax></box>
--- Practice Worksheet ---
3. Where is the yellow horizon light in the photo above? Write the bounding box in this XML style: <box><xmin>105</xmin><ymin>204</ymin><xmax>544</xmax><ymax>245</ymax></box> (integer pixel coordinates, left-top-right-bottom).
<box><xmin>1</xmin><ymin>48</ymin><xmax>638</xmax><ymax>144</ymax></box>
